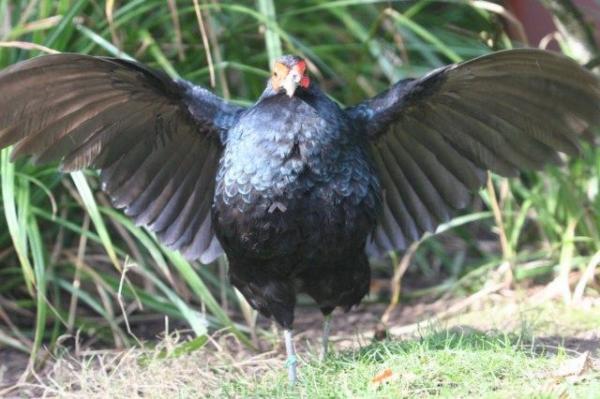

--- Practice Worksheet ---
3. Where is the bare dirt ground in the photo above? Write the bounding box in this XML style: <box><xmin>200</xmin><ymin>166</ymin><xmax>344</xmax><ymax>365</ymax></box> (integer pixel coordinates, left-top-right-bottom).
<box><xmin>0</xmin><ymin>350</ymin><xmax>29</xmax><ymax>390</ymax></box>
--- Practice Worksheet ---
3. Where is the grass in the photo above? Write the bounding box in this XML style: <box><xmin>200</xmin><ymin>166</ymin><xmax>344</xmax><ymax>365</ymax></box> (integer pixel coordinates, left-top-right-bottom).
<box><xmin>0</xmin><ymin>0</ymin><xmax>599</xmax><ymax>394</ymax></box>
<box><xmin>18</xmin><ymin>298</ymin><xmax>600</xmax><ymax>398</ymax></box>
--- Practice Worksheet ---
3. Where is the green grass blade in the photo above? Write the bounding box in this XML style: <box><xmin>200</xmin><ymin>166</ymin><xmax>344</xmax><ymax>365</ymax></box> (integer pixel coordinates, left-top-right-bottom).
<box><xmin>26</xmin><ymin>212</ymin><xmax>48</xmax><ymax>367</ymax></box>
<box><xmin>139</xmin><ymin>29</ymin><xmax>179</xmax><ymax>79</ymax></box>
<box><xmin>70</xmin><ymin>171</ymin><xmax>120</xmax><ymax>271</ymax></box>
<box><xmin>163</xmin><ymin>250</ymin><xmax>253</xmax><ymax>348</ymax></box>
<box><xmin>43</xmin><ymin>0</ymin><xmax>88</xmax><ymax>51</ymax></box>
<box><xmin>74</xmin><ymin>24</ymin><xmax>135</xmax><ymax>59</ymax></box>
<box><xmin>386</xmin><ymin>8</ymin><xmax>463</xmax><ymax>63</ymax></box>
<box><xmin>257</xmin><ymin>0</ymin><xmax>282</xmax><ymax>65</ymax></box>
<box><xmin>1</xmin><ymin>148</ymin><xmax>35</xmax><ymax>294</ymax></box>
<box><xmin>136</xmin><ymin>263</ymin><xmax>208</xmax><ymax>337</ymax></box>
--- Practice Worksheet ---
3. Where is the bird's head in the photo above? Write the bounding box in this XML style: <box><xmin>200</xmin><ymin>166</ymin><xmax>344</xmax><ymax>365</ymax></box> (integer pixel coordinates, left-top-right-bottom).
<box><xmin>270</xmin><ymin>55</ymin><xmax>310</xmax><ymax>98</ymax></box>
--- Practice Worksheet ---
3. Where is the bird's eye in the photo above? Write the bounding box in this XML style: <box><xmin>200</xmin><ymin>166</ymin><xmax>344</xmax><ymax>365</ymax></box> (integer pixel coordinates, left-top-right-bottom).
<box><xmin>273</xmin><ymin>72</ymin><xmax>278</xmax><ymax>77</ymax></box>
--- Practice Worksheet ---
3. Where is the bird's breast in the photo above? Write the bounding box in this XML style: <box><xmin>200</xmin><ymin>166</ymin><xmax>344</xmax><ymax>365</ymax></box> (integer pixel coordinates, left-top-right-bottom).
<box><xmin>212</xmin><ymin>96</ymin><xmax>380</xmax><ymax>261</ymax></box>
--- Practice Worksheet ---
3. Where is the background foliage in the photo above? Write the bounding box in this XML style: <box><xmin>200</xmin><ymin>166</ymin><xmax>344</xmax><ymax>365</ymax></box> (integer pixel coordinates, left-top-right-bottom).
<box><xmin>0</xmin><ymin>0</ymin><xmax>598</xmax><ymax>372</ymax></box>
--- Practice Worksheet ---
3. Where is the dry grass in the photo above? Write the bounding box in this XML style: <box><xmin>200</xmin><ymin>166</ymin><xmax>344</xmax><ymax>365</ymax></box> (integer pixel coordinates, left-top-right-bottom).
<box><xmin>4</xmin><ymin>330</ymin><xmax>280</xmax><ymax>398</ymax></box>
<box><xmin>1</xmin><ymin>293</ymin><xmax>599</xmax><ymax>398</ymax></box>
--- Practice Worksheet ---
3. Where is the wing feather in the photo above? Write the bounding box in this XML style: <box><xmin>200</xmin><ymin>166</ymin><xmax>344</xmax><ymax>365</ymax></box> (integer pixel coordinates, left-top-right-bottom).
<box><xmin>0</xmin><ymin>53</ymin><xmax>245</xmax><ymax>263</ymax></box>
<box><xmin>347</xmin><ymin>49</ymin><xmax>600</xmax><ymax>258</ymax></box>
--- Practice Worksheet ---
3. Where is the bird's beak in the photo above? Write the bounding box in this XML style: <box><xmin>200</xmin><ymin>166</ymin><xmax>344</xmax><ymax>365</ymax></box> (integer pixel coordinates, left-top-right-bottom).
<box><xmin>282</xmin><ymin>70</ymin><xmax>302</xmax><ymax>98</ymax></box>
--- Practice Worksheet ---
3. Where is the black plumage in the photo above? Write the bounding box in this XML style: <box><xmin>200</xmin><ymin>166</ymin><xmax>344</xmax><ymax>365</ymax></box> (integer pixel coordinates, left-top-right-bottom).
<box><xmin>0</xmin><ymin>49</ymin><xmax>598</xmax><ymax>382</ymax></box>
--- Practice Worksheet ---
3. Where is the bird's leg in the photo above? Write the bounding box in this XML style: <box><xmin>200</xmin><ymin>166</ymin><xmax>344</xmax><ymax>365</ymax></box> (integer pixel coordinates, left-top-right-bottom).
<box><xmin>283</xmin><ymin>329</ymin><xmax>297</xmax><ymax>385</ymax></box>
<box><xmin>320</xmin><ymin>314</ymin><xmax>332</xmax><ymax>361</ymax></box>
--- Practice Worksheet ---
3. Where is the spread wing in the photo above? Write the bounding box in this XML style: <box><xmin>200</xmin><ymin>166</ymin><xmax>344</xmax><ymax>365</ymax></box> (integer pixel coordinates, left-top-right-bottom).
<box><xmin>0</xmin><ymin>53</ymin><xmax>245</xmax><ymax>263</ymax></box>
<box><xmin>346</xmin><ymin>49</ymin><xmax>600</xmax><ymax>258</ymax></box>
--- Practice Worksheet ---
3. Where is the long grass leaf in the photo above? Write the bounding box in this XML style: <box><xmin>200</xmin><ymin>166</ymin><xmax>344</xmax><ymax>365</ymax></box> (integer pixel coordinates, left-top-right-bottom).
<box><xmin>163</xmin><ymin>250</ymin><xmax>253</xmax><ymax>348</ymax></box>
<box><xmin>257</xmin><ymin>0</ymin><xmax>282</xmax><ymax>65</ymax></box>
<box><xmin>385</xmin><ymin>8</ymin><xmax>463</xmax><ymax>63</ymax></box>
<box><xmin>26</xmin><ymin>213</ymin><xmax>48</xmax><ymax>367</ymax></box>
<box><xmin>71</xmin><ymin>171</ymin><xmax>120</xmax><ymax>271</ymax></box>
<box><xmin>1</xmin><ymin>148</ymin><xmax>35</xmax><ymax>294</ymax></box>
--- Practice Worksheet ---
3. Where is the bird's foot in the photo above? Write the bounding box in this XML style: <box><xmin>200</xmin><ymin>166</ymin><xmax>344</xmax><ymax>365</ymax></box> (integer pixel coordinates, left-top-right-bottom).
<box><xmin>284</xmin><ymin>329</ymin><xmax>297</xmax><ymax>385</ymax></box>
<box><xmin>286</xmin><ymin>353</ymin><xmax>298</xmax><ymax>384</ymax></box>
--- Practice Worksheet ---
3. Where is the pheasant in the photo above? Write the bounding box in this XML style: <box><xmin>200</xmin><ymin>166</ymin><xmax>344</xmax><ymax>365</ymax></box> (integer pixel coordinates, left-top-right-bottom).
<box><xmin>0</xmin><ymin>50</ymin><xmax>598</xmax><ymax>383</ymax></box>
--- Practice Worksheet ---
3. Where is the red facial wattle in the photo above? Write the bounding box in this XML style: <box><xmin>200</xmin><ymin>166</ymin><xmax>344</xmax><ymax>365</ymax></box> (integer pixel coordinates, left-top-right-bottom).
<box><xmin>300</xmin><ymin>75</ymin><xmax>310</xmax><ymax>88</ymax></box>
<box><xmin>293</xmin><ymin>60</ymin><xmax>310</xmax><ymax>88</ymax></box>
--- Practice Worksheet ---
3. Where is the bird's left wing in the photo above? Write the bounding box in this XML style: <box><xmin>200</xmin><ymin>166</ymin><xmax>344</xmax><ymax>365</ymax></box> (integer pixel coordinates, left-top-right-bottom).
<box><xmin>346</xmin><ymin>49</ymin><xmax>600</xmax><ymax>258</ymax></box>
<box><xmin>0</xmin><ymin>54</ymin><xmax>245</xmax><ymax>263</ymax></box>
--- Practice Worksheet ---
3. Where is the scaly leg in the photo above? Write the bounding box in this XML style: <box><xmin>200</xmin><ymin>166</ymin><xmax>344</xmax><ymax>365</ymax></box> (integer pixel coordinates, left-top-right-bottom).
<box><xmin>284</xmin><ymin>329</ymin><xmax>297</xmax><ymax>385</ymax></box>
<box><xmin>320</xmin><ymin>314</ymin><xmax>332</xmax><ymax>361</ymax></box>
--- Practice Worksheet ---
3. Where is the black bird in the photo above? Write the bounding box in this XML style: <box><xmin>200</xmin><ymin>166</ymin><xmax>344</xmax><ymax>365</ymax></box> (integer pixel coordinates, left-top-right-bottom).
<box><xmin>0</xmin><ymin>50</ymin><xmax>598</xmax><ymax>383</ymax></box>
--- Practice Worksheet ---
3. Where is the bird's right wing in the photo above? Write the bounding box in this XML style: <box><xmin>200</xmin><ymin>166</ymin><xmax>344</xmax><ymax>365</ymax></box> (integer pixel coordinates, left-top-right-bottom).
<box><xmin>346</xmin><ymin>49</ymin><xmax>600</xmax><ymax>258</ymax></box>
<box><xmin>0</xmin><ymin>54</ymin><xmax>245</xmax><ymax>263</ymax></box>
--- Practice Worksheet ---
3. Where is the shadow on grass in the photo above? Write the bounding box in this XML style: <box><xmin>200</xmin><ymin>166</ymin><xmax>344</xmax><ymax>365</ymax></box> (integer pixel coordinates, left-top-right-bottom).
<box><xmin>535</xmin><ymin>335</ymin><xmax>600</xmax><ymax>356</ymax></box>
